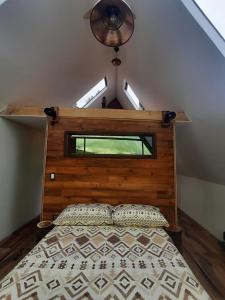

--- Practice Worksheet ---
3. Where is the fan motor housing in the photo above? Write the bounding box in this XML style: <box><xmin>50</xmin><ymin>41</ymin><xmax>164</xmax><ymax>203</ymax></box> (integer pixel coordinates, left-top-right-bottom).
<box><xmin>90</xmin><ymin>0</ymin><xmax>134</xmax><ymax>47</ymax></box>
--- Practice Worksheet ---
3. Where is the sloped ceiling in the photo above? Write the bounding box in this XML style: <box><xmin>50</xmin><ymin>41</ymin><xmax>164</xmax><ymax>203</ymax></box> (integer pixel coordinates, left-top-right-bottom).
<box><xmin>0</xmin><ymin>0</ymin><xmax>115</xmax><ymax>107</ymax></box>
<box><xmin>0</xmin><ymin>0</ymin><xmax>225</xmax><ymax>185</ymax></box>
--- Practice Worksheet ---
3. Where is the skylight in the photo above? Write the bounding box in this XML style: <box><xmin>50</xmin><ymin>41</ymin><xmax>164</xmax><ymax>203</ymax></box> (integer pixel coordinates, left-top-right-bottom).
<box><xmin>0</xmin><ymin>0</ymin><xmax>7</xmax><ymax>4</ymax></box>
<box><xmin>124</xmin><ymin>82</ymin><xmax>144</xmax><ymax>110</ymax></box>
<box><xmin>194</xmin><ymin>0</ymin><xmax>225</xmax><ymax>40</ymax></box>
<box><xmin>74</xmin><ymin>77</ymin><xmax>107</xmax><ymax>108</ymax></box>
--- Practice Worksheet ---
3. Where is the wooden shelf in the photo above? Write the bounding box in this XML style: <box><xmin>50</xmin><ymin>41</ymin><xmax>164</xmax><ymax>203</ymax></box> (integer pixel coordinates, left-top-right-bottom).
<box><xmin>0</xmin><ymin>105</ymin><xmax>191</xmax><ymax>123</ymax></box>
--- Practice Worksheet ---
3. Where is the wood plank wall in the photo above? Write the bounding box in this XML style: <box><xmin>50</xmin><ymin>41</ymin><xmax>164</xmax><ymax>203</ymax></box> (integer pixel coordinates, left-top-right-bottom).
<box><xmin>43</xmin><ymin>117</ymin><xmax>176</xmax><ymax>225</ymax></box>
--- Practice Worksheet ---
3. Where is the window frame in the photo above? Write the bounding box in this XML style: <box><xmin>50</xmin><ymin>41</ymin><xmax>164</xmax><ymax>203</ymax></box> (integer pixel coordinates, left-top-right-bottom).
<box><xmin>64</xmin><ymin>132</ymin><xmax>157</xmax><ymax>159</ymax></box>
<box><xmin>124</xmin><ymin>81</ymin><xmax>145</xmax><ymax>110</ymax></box>
<box><xmin>73</xmin><ymin>77</ymin><xmax>108</xmax><ymax>109</ymax></box>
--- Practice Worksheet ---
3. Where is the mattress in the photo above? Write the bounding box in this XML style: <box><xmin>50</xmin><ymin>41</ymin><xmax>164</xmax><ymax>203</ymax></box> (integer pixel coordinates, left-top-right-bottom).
<box><xmin>0</xmin><ymin>225</ymin><xmax>211</xmax><ymax>300</ymax></box>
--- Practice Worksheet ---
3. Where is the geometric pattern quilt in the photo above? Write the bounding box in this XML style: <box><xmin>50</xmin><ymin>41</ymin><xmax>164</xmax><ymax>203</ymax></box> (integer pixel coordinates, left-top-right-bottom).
<box><xmin>0</xmin><ymin>226</ymin><xmax>211</xmax><ymax>300</ymax></box>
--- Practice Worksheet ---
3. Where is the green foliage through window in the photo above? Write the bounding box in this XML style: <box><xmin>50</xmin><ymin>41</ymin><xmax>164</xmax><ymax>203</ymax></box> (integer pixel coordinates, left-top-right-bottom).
<box><xmin>65</xmin><ymin>134</ymin><xmax>155</xmax><ymax>158</ymax></box>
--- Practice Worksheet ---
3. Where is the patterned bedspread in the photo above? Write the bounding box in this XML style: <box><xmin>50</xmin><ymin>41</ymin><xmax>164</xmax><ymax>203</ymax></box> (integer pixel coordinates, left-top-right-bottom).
<box><xmin>0</xmin><ymin>226</ymin><xmax>211</xmax><ymax>300</ymax></box>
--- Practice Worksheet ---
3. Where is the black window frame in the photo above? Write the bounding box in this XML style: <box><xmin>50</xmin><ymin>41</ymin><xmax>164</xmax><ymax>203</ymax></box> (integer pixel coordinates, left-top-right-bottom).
<box><xmin>64</xmin><ymin>132</ymin><xmax>157</xmax><ymax>159</ymax></box>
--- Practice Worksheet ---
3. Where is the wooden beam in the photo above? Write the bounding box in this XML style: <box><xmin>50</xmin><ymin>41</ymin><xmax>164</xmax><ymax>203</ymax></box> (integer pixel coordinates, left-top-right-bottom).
<box><xmin>0</xmin><ymin>105</ymin><xmax>191</xmax><ymax>123</ymax></box>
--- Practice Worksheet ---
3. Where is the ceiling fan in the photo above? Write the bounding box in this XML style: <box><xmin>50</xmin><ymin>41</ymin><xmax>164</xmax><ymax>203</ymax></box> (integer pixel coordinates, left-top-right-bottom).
<box><xmin>87</xmin><ymin>0</ymin><xmax>135</xmax><ymax>48</ymax></box>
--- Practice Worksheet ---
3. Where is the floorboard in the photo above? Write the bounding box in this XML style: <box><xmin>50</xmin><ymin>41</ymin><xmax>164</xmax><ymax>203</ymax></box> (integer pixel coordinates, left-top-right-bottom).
<box><xmin>0</xmin><ymin>217</ymin><xmax>39</xmax><ymax>281</ymax></box>
<box><xmin>0</xmin><ymin>211</ymin><xmax>225</xmax><ymax>299</ymax></box>
<box><xmin>178</xmin><ymin>209</ymin><xmax>225</xmax><ymax>300</ymax></box>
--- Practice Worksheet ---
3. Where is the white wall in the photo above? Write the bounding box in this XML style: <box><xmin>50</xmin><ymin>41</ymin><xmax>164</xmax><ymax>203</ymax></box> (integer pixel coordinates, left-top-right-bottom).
<box><xmin>0</xmin><ymin>118</ymin><xmax>46</xmax><ymax>241</ymax></box>
<box><xmin>178</xmin><ymin>175</ymin><xmax>225</xmax><ymax>240</ymax></box>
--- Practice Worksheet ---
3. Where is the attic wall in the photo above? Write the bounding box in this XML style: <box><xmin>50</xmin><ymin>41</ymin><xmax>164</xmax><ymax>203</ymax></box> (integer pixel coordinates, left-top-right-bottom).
<box><xmin>0</xmin><ymin>118</ymin><xmax>45</xmax><ymax>241</ymax></box>
<box><xmin>178</xmin><ymin>175</ymin><xmax>225</xmax><ymax>240</ymax></box>
<box><xmin>43</xmin><ymin>117</ymin><xmax>176</xmax><ymax>225</ymax></box>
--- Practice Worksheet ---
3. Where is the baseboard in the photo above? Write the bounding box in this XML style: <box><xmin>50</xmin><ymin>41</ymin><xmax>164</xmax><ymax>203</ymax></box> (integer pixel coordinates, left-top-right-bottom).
<box><xmin>177</xmin><ymin>208</ymin><xmax>221</xmax><ymax>241</ymax></box>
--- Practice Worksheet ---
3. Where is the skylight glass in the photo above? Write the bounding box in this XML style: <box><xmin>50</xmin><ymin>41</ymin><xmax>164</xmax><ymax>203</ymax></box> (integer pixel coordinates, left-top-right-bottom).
<box><xmin>0</xmin><ymin>0</ymin><xmax>7</xmax><ymax>4</ymax></box>
<box><xmin>194</xmin><ymin>0</ymin><xmax>225</xmax><ymax>39</ymax></box>
<box><xmin>74</xmin><ymin>77</ymin><xmax>107</xmax><ymax>108</ymax></box>
<box><xmin>124</xmin><ymin>82</ymin><xmax>144</xmax><ymax>110</ymax></box>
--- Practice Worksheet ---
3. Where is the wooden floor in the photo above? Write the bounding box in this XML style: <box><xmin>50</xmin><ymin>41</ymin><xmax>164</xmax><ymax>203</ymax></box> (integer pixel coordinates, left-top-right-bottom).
<box><xmin>0</xmin><ymin>211</ymin><xmax>225</xmax><ymax>299</ymax></box>
<box><xmin>0</xmin><ymin>217</ymin><xmax>39</xmax><ymax>281</ymax></box>
<box><xmin>178</xmin><ymin>210</ymin><xmax>225</xmax><ymax>300</ymax></box>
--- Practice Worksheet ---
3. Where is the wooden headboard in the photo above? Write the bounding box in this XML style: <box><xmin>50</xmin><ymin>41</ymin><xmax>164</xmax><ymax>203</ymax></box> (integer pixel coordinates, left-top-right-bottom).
<box><xmin>42</xmin><ymin>113</ymin><xmax>176</xmax><ymax>226</ymax></box>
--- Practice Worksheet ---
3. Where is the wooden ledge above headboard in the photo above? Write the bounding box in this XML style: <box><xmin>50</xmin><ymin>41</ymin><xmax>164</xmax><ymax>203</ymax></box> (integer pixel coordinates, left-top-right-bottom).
<box><xmin>0</xmin><ymin>106</ymin><xmax>191</xmax><ymax>123</ymax></box>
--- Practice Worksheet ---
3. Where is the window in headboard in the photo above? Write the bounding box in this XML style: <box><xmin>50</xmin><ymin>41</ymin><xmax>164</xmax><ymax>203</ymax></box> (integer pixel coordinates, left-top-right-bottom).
<box><xmin>64</xmin><ymin>133</ymin><xmax>156</xmax><ymax>158</ymax></box>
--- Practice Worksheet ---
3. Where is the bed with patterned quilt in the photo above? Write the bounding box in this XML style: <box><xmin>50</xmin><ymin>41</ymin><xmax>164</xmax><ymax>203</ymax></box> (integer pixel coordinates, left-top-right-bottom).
<box><xmin>0</xmin><ymin>225</ymin><xmax>211</xmax><ymax>300</ymax></box>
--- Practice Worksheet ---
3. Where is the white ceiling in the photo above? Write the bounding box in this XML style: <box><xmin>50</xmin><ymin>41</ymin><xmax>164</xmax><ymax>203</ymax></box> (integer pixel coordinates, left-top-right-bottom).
<box><xmin>0</xmin><ymin>0</ymin><xmax>225</xmax><ymax>184</ymax></box>
<box><xmin>0</xmin><ymin>0</ymin><xmax>115</xmax><ymax>107</ymax></box>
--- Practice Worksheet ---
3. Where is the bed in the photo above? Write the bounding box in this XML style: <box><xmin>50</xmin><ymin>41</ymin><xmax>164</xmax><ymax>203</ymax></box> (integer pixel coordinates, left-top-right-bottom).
<box><xmin>0</xmin><ymin>224</ymin><xmax>211</xmax><ymax>299</ymax></box>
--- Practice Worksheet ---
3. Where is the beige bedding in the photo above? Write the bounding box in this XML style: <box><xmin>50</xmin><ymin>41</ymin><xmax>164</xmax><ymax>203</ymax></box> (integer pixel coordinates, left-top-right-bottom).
<box><xmin>0</xmin><ymin>225</ymin><xmax>211</xmax><ymax>300</ymax></box>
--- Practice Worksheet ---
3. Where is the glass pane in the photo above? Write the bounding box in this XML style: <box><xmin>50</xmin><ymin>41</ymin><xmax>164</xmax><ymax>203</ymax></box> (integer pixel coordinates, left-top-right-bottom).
<box><xmin>124</xmin><ymin>82</ymin><xmax>142</xmax><ymax>110</ymax></box>
<box><xmin>74</xmin><ymin>78</ymin><xmax>107</xmax><ymax>108</ymax></box>
<box><xmin>76</xmin><ymin>138</ymin><xmax>85</xmax><ymax>153</ymax></box>
<box><xmin>85</xmin><ymin>138</ymin><xmax>144</xmax><ymax>155</ymax></box>
<box><xmin>68</xmin><ymin>135</ymin><xmax>154</xmax><ymax>157</ymax></box>
<box><xmin>144</xmin><ymin>144</ymin><xmax>151</xmax><ymax>155</ymax></box>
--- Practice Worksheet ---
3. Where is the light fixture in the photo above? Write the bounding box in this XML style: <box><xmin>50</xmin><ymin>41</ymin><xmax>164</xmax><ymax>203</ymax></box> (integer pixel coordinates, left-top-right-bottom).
<box><xmin>44</xmin><ymin>107</ymin><xmax>59</xmax><ymax>125</ymax></box>
<box><xmin>112</xmin><ymin>46</ymin><xmax>122</xmax><ymax>66</ymax></box>
<box><xmin>162</xmin><ymin>111</ymin><xmax>176</xmax><ymax>127</ymax></box>
<box><xmin>44</xmin><ymin>107</ymin><xmax>57</xmax><ymax>119</ymax></box>
<box><xmin>90</xmin><ymin>0</ymin><xmax>134</xmax><ymax>47</ymax></box>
